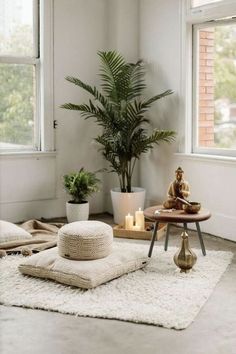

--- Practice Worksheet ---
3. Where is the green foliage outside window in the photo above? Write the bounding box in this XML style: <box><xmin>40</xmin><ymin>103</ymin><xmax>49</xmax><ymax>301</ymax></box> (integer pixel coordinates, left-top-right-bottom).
<box><xmin>214</xmin><ymin>25</ymin><xmax>236</xmax><ymax>149</ymax></box>
<box><xmin>0</xmin><ymin>26</ymin><xmax>35</xmax><ymax>148</ymax></box>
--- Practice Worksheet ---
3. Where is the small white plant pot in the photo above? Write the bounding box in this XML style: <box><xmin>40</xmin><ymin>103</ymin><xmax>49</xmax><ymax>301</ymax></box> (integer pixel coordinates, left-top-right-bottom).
<box><xmin>111</xmin><ymin>187</ymin><xmax>146</xmax><ymax>225</ymax></box>
<box><xmin>66</xmin><ymin>201</ymin><xmax>89</xmax><ymax>223</ymax></box>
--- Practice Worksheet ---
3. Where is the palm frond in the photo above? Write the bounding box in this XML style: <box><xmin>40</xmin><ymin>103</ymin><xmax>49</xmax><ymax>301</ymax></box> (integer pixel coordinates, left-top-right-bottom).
<box><xmin>145</xmin><ymin>129</ymin><xmax>176</xmax><ymax>145</ymax></box>
<box><xmin>65</xmin><ymin>76</ymin><xmax>95</xmax><ymax>96</ymax></box>
<box><xmin>125</xmin><ymin>101</ymin><xmax>149</xmax><ymax>129</ymax></box>
<box><xmin>98</xmin><ymin>51</ymin><xmax>147</xmax><ymax>103</ymax></box>
<box><xmin>142</xmin><ymin>89</ymin><xmax>174</xmax><ymax>108</ymax></box>
<box><xmin>98</xmin><ymin>51</ymin><xmax>126</xmax><ymax>101</ymax></box>
<box><xmin>61</xmin><ymin>101</ymin><xmax>117</xmax><ymax>130</ymax></box>
<box><xmin>64</xmin><ymin>76</ymin><xmax>113</xmax><ymax>113</ymax></box>
<box><xmin>116</xmin><ymin>61</ymin><xmax>146</xmax><ymax>101</ymax></box>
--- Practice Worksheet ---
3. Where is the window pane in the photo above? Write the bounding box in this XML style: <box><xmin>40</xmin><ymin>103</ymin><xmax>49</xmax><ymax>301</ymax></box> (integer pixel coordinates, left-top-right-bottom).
<box><xmin>195</xmin><ymin>23</ymin><xmax>236</xmax><ymax>150</ymax></box>
<box><xmin>0</xmin><ymin>0</ymin><xmax>34</xmax><ymax>56</ymax></box>
<box><xmin>191</xmin><ymin>0</ymin><xmax>223</xmax><ymax>7</ymax></box>
<box><xmin>0</xmin><ymin>64</ymin><xmax>36</xmax><ymax>150</ymax></box>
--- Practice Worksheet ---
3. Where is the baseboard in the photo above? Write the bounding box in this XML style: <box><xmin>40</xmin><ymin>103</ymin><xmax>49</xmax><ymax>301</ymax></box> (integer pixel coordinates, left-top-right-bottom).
<box><xmin>0</xmin><ymin>198</ymin><xmax>66</xmax><ymax>223</ymax></box>
<box><xmin>200</xmin><ymin>212</ymin><xmax>236</xmax><ymax>242</ymax></box>
<box><xmin>0</xmin><ymin>197</ymin><xmax>105</xmax><ymax>223</ymax></box>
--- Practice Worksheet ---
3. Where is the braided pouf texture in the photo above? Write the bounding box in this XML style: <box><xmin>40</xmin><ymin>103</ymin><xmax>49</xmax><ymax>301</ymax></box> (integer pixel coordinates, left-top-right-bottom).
<box><xmin>58</xmin><ymin>221</ymin><xmax>113</xmax><ymax>260</ymax></box>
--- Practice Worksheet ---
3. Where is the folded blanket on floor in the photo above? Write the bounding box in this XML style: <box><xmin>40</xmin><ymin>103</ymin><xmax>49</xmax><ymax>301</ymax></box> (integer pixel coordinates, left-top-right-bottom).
<box><xmin>0</xmin><ymin>220</ymin><xmax>63</xmax><ymax>254</ymax></box>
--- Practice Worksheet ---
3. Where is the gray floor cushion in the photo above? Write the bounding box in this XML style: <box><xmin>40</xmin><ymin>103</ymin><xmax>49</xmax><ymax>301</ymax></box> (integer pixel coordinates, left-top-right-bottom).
<box><xmin>18</xmin><ymin>243</ymin><xmax>149</xmax><ymax>289</ymax></box>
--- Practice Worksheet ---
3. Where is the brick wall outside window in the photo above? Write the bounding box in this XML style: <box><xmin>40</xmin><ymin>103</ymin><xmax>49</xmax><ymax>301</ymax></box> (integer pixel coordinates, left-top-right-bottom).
<box><xmin>198</xmin><ymin>28</ymin><xmax>215</xmax><ymax>147</ymax></box>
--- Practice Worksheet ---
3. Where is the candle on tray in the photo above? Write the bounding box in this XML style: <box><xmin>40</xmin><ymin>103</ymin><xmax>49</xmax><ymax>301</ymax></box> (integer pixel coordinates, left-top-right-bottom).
<box><xmin>125</xmin><ymin>213</ymin><xmax>134</xmax><ymax>230</ymax></box>
<box><xmin>132</xmin><ymin>225</ymin><xmax>141</xmax><ymax>231</ymax></box>
<box><xmin>135</xmin><ymin>207</ymin><xmax>145</xmax><ymax>230</ymax></box>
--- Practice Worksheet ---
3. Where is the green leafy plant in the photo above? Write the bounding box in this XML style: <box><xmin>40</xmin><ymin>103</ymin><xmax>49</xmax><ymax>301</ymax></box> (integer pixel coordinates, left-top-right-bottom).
<box><xmin>63</xmin><ymin>168</ymin><xmax>101</xmax><ymax>203</ymax></box>
<box><xmin>61</xmin><ymin>51</ymin><xmax>175</xmax><ymax>192</ymax></box>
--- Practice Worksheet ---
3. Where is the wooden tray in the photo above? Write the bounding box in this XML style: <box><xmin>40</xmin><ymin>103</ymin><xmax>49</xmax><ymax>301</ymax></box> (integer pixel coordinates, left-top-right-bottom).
<box><xmin>113</xmin><ymin>222</ymin><xmax>166</xmax><ymax>240</ymax></box>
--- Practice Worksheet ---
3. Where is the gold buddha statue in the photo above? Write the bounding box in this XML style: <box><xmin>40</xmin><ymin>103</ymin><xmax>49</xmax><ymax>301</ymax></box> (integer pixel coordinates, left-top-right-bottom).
<box><xmin>163</xmin><ymin>167</ymin><xmax>190</xmax><ymax>210</ymax></box>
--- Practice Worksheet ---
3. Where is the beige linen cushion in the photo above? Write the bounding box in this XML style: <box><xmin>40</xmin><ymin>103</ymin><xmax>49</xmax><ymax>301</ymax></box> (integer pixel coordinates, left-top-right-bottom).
<box><xmin>19</xmin><ymin>243</ymin><xmax>149</xmax><ymax>289</ymax></box>
<box><xmin>0</xmin><ymin>220</ymin><xmax>32</xmax><ymax>244</ymax></box>
<box><xmin>58</xmin><ymin>221</ymin><xmax>113</xmax><ymax>260</ymax></box>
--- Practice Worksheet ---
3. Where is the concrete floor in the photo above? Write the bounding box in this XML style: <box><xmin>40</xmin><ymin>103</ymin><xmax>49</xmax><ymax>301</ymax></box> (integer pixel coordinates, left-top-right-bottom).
<box><xmin>1</xmin><ymin>215</ymin><xmax>236</xmax><ymax>354</ymax></box>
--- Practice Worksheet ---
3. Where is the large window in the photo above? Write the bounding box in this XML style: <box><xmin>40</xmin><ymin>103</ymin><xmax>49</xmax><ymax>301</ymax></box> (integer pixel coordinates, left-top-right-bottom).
<box><xmin>0</xmin><ymin>0</ymin><xmax>53</xmax><ymax>153</ymax></box>
<box><xmin>185</xmin><ymin>0</ymin><xmax>236</xmax><ymax>156</ymax></box>
<box><xmin>0</xmin><ymin>0</ymin><xmax>39</xmax><ymax>151</ymax></box>
<box><xmin>193</xmin><ymin>21</ymin><xmax>236</xmax><ymax>151</ymax></box>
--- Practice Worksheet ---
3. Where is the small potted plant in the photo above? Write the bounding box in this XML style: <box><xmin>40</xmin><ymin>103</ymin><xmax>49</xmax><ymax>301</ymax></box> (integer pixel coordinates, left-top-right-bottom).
<box><xmin>63</xmin><ymin>167</ymin><xmax>101</xmax><ymax>222</ymax></box>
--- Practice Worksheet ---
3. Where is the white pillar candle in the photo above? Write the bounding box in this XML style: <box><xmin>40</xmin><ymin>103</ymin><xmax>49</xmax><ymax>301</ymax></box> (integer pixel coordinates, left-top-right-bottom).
<box><xmin>132</xmin><ymin>225</ymin><xmax>141</xmax><ymax>231</ymax></box>
<box><xmin>125</xmin><ymin>213</ymin><xmax>134</xmax><ymax>230</ymax></box>
<box><xmin>135</xmin><ymin>208</ymin><xmax>145</xmax><ymax>230</ymax></box>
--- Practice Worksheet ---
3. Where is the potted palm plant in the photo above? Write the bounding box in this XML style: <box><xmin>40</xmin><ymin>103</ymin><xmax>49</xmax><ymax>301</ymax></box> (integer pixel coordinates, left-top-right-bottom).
<box><xmin>63</xmin><ymin>167</ymin><xmax>101</xmax><ymax>222</ymax></box>
<box><xmin>61</xmin><ymin>51</ymin><xmax>175</xmax><ymax>224</ymax></box>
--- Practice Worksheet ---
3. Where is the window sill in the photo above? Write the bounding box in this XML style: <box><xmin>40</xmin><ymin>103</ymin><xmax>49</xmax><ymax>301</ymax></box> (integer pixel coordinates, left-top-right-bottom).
<box><xmin>0</xmin><ymin>151</ymin><xmax>57</xmax><ymax>159</ymax></box>
<box><xmin>175</xmin><ymin>153</ymin><xmax>236</xmax><ymax>166</ymax></box>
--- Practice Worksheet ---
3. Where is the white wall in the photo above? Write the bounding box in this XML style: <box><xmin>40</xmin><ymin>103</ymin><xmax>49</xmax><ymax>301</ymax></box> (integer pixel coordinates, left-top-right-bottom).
<box><xmin>54</xmin><ymin>0</ymin><xmax>108</xmax><ymax>213</ymax></box>
<box><xmin>107</xmin><ymin>0</ymin><xmax>139</xmax><ymax>61</ymax></box>
<box><xmin>104</xmin><ymin>0</ymin><xmax>140</xmax><ymax>212</ymax></box>
<box><xmin>172</xmin><ymin>155</ymin><xmax>236</xmax><ymax>242</ymax></box>
<box><xmin>139</xmin><ymin>0</ymin><xmax>236</xmax><ymax>241</ymax></box>
<box><xmin>139</xmin><ymin>0</ymin><xmax>181</xmax><ymax>205</ymax></box>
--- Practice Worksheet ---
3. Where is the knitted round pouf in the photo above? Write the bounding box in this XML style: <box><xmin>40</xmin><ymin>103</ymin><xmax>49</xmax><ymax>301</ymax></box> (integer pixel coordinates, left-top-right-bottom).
<box><xmin>58</xmin><ymin>221</ymin><xmax>113</xmax><ymax>260</ymax></box>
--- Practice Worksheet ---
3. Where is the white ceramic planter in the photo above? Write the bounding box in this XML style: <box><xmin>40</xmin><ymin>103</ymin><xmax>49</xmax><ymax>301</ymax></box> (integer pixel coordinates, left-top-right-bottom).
<box><xmin>111</xmin><ymin>187</ymin><xmax>146</xmax><ymax>225</ymax></box>
<box><xmin>66</xmin><ymin>201</ymin><xmax>89</xmax><ymax>223</ymax></box>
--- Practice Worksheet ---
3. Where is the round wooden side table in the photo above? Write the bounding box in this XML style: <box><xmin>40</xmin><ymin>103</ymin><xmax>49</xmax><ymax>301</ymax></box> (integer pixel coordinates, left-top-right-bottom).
<box><xmin>144</xmin><ymin>205</ymin><xmax>211</xmax><ymax>258</ymax></box>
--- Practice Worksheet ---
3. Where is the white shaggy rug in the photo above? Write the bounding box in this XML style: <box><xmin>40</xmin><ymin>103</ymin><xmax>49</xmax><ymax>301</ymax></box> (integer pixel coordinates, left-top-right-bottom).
<box><xmin>0</xmin><ymin>243</ymin><xmax>233</xmax><ymax>330</ymax></box>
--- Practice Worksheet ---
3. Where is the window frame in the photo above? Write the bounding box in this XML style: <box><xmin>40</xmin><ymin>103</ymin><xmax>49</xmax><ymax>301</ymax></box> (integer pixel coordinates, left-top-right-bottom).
<box><xmin>0</xmin><ymin>0</ymin><xmax>54</xmax><ymax>154</ymax></box>
<box><xmin>191</xmin><ymin>0</ymin><xmax>223</xmax><ymax>8</ymax></box>
<box><xmin>187</xmin><ymin>0</ymin><xmax>236</xmax><ymax>23</ymax></box>
<box><xmin>183</xmin><ymin>0</ymin><xmax>236</xmax><ymax>157</ymax></box>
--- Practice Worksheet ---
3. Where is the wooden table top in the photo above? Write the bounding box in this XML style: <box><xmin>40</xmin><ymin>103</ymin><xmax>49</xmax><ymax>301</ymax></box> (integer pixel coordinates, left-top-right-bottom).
<box><xmin>144</xmin><ymin>205</ymin><xmax>211</xmax><ymax>223</ymax></box>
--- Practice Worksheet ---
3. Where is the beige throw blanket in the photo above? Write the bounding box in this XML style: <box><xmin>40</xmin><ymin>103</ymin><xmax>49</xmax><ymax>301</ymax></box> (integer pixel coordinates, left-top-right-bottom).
<box><xmin>1</xmin><ymin>220</ymin><xmax>63</xmax><ymax>254</ymax></box>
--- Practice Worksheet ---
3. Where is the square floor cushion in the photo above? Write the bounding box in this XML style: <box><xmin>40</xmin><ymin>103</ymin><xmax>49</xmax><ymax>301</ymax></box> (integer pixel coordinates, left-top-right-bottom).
<box><xmin>18</xmin><ymin>243</ymin><xmax>149</xmax><ymax>289</ymax></box>
<box><xmin>0</xmin><ymin>220</ymin><xmax>32</xmax><ymax>244</ymax></box>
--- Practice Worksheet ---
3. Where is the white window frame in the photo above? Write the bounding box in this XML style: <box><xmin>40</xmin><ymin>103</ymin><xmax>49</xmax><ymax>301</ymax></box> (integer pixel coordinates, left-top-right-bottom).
<box><xmin>40</xmin><ymin>0</ymin><xmax>54</xmax><ymax>152</ymax></box>
<box><xmin>187</xmin><ymin>0</ymin><xmax>236</xmax><ymax>23</ymax></box>
<box><xmin>0</xmin><ymin>0</ymin><xmax>54</xmax><ymax>154</ymax></box>
<box><xmin>182</xmin><ymin>0</ymin><xmax>236</xmax><ymax>157</ymax></box>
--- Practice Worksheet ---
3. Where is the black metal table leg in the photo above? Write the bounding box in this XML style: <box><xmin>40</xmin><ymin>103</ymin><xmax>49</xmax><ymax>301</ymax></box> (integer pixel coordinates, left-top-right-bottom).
<box><xmin>183</xmin><ymin>223</ymin><xmax>188</xmax><ymax>231</ymax></box>
<box><xmin>164</xmin><ymin>223</ymin><xmax>171</xmax><ymax>251</ymax></box>
<box><xmin>196</xmin><ymin>222</ymin><xmax>206</xmax><ymax>256</ymax></box>
<box><xmin>148</xmin><ymin>222</ymin><xmax>159</xmax><ymax>258</ymax></box>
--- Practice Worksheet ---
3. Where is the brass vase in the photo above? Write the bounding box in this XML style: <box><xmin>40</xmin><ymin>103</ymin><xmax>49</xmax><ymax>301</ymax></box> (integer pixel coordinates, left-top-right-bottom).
<box><xmin>174</xmin><ymin>231</ymin><xmax>197</xmax><ymax>273</ymax></box>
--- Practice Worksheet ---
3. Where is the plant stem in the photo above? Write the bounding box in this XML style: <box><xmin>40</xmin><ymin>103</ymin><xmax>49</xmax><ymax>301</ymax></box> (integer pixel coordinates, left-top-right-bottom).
<box><xmin>121</xmin><ymin>172</ymin><xmax>126</xmax><ymax>192</ymax></box>
<box><xmin>131</xmin><ymin>157</ymin><xmax>137</xmax><ymax>177</ymax></box>
<box><xmin>126</xmin><ymin>174</ymin><xmax>132</xmax><ymax>192</ymax></box>
<box><xmin>118</xmin><ymin>175</ymin><xmax>123</xmax><ymax>192</ymax></box>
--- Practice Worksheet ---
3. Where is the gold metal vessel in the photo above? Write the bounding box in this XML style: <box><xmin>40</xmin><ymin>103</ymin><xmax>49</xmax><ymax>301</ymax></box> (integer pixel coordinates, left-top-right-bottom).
<box><xmin>183</xmin><ymin>202</ymin><xmax>201</xmax><ymax>214</ymax></box>
<box><xmin>174</xmin><ymin>231</ymin><xmax>197</xmax><ymax>273</ymax></box>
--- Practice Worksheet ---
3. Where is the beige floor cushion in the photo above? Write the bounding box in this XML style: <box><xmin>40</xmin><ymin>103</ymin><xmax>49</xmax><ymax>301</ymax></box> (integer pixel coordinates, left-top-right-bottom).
<box><xmin>0</xmin><ymin>220</ymin><xmax>32</xmax><ymax>244</ymax></box>
<box><xmin>58</xmin><ymin>221</ymin><xmax>113</xmax><ymax>260</ymax></box>
<box><xmin>19</xmin><ymin>243</ymin><xmax>149</xmax><ymax>289</ymax></box>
